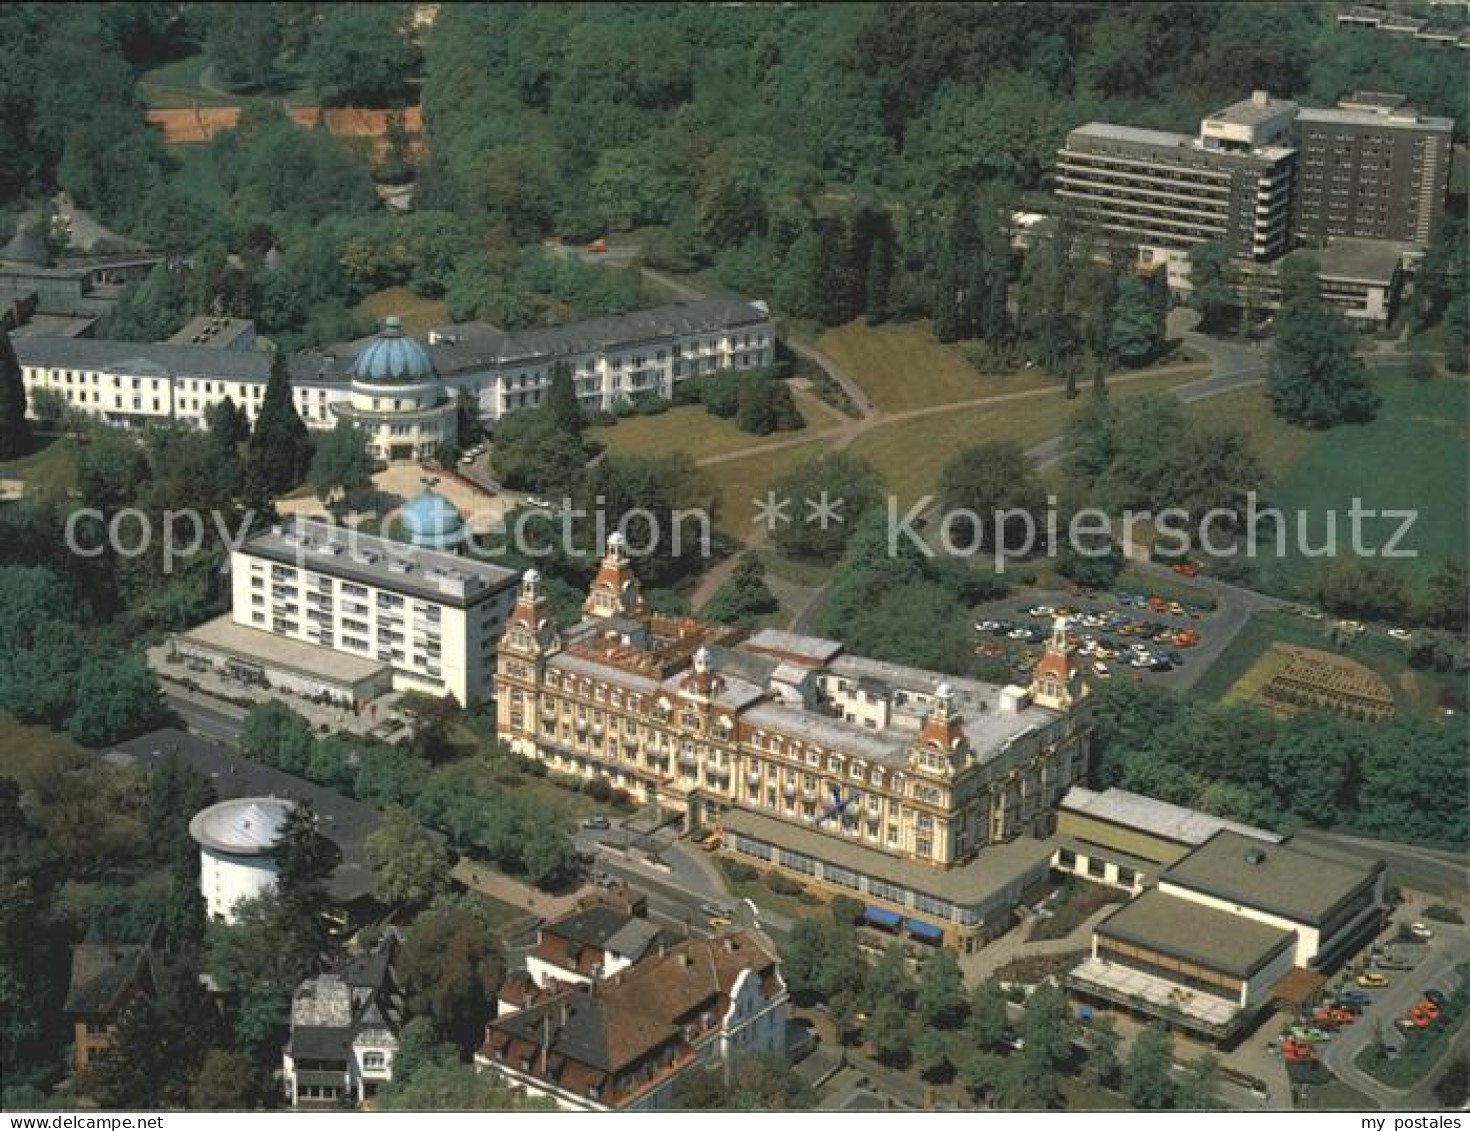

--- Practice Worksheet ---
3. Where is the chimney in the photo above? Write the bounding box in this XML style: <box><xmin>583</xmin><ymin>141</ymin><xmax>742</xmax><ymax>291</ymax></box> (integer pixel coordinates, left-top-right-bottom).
<box><xmin>1252</xmin><ymin>90</ymin><xmax>1268</xmax><ymax>106</ymax></box>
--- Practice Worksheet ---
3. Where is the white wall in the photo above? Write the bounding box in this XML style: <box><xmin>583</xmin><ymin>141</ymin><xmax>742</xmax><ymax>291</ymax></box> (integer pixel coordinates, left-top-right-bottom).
<box><xmin>200</xmin><ymin>847</ymin><xmax>278</xmax><ymax>923</ymax></box>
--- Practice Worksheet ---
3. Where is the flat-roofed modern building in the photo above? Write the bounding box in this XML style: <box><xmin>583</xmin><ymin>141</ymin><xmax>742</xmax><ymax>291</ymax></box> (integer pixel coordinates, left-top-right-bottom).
<box><xmin>1067</xmin><ymin>830</ymin><xmax>1386</xmax><ymax>1042</ymax></box>
<box><xmin>1055</xmin><ymin>92</ymin><xmax>1299</xmax><ymax>263</ymax></box>
<box><xmin>1052</xmin><ymin>786</ymin><xmax>1282</xmax><ymax>893</ymax></box>
<box><xmin>1069</xmin><ymin>888</ymin><xmax>1298</xmax><ymax>1042</ymax></box>
<box><xmin>183</xmin><ymin>514</ymin><xmax>521</xmax><ymax>707</ymax></box>
<box><xmin>1293</xmin><ymin>93</ymin><xmax>1454</xmax><ymax>245</ymax></box>
<box><xmin>1158</xmin><ymin>830</ymin><xmax>1386</xmax><ymax>969</ymax></box>
<box><xmin>14</xmin><ymin>299</ymin><xmax>775</xmax><ymax>439</ymax></box>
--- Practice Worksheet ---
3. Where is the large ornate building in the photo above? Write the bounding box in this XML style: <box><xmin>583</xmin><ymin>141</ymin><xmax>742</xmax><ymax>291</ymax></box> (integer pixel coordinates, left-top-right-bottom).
<box><xmin>14</xmin><ymin>299</ymin><xmax>775</xmax><ymax>446</ymax></box>
<box><xmin>497</xmin><ymin>537</ymin><xmax>1092</xmax><ymax>947</ymax></box>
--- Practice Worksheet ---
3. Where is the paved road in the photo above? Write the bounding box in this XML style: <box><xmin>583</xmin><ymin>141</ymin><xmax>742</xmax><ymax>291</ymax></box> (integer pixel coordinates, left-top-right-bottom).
<box><xmin>1321</xmin><ymin>922</ymin><xmax>1470</xmax><ymax>1109</ymax></box>
<box><xmin>1293</xmin><ymin>829</ymin><xmax>1469</xmax><ymax>897</ymax></box>
<box><xmin>164</xmin><ymin>686</ymin><xmax>247</xmax><ymax>744</ymax></box>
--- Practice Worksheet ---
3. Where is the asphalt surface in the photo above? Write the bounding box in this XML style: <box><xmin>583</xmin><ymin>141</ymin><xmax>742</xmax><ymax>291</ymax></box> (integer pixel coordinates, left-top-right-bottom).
<box><xmin>108</xmin><ymin>726</ymin><xmax>382</xmax><ymax>904</ymax></box>
<box><xmin>1293</xmin><ymin>829</ymin><xmax>1469</xmax><ymax>898</ymax></box>
<box><xmin>1320</xmin><ymin>921</ymin><xmax>1470</xmax><ymax>1110</ymax></box>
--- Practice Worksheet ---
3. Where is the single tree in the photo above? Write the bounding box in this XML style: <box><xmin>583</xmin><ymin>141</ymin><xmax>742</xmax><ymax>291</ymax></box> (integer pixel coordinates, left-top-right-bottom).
<box><xmin>1122</xmin><ymin>1023</ymin><xmax>1176</xmax><ymax>1109</ymax></box>
<box><xmin>1267</xmin><ymin>257</ymin><xmax>1379</xmax><ymax>428</ymax></box>
<box><xmin>915</xmin><ymin>947</ymin><xmax>965</xmax><ymax>1028</ymax></box>
<box><xmin>246</xmin><ymin>350</ymin><xmax>312</xmax><ymax>494</ymax></box>
<box><xmin>1084</xmin><ymin>1014</ymin><xmax>1122</xmax><ymax>1089</ymax></box>
<box><xmin>967</xmin><ymin>980</ymin><xmax>1011</xmax><ymax>1049</ymax></box>
<box><xmin>308</xmin><ymin>417</ymin><xmax>373</xmax><ymax>506</ymax></box>
<box><xmin>1187</xmin><ymin>241</ymin><xmax>1235</xmax><ymax>333</ymax></box>
<box><xmin>366</xmin><ymin>806</ymin><xmax>449</xmax><ymax>910</ymax></box>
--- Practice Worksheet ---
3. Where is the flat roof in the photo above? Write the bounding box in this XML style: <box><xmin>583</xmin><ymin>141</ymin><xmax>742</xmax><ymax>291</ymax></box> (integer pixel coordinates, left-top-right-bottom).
<box><xmin>742</xmin><ymin>628</ymin><xmax>844</xmax><ymax>666</ymax></box>
<box><xmin>1060</xmin><ymin>786</ymin><xmax>1282</xmax><ymax>848</ymax></box>
<box><xmin>1069</xmin><ymin>122</ymin><xmax>1195</xmax><ymax>149</ymax></box>
<box><xmin>1288</xmin><ymin>238</ymin><xmax>1408</xmax><ymax>285</ymax></box>
<box><xmin>1097</xmin><ymin>888</ymin><xmax>1297</xmax><ymax>978</ymax></box>
<box><xmin>1069</xmin><ymin>956</ymin><xmax>1242</xmax><ymax>1032</ymax></box>
<box><xmin>1297</xmin><ymin>104</ymin><xmax>1454</xmax><ymax>132</ymax></box>
<box><xmin>1206</xmin><ymin>94</ymin><xmax>1299</xmax><ymax>127</ymax></box>
<box><xmin>1162</xmin><ymin>830</ymin><xmax>1383</xmax><ymax>926</ymax></box>
<box><xmin>723</xmin><ymin>807</ymin><xmax>1052</xmax><ymax>909</ymax></box>
<box><xmin>168</xmin><ymin>315</ymin><xmax>256</xmax><ymax>349</ymax></box>
<box><xmin>180</xmin><ymin>614</ymin><xmax>391</xmax><ymax>686</ymax></box>
<box><xmin>241</xmin><ymin>518</ymin><xmax>520</xmax><ymax>608</ymax></box>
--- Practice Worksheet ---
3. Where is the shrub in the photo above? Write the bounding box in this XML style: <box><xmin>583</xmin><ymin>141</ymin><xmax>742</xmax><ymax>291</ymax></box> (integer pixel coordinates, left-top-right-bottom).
<box><xmin>723</xmin><ymin>861</ymin><xmax>758</xmax><ymax>884</ymax></box>
<box><xmin>1423</xmin><ymin>904</ymin><xmax>1465</xmax><ymax>925</ymax></box>
<box><xmin>763</xmin><ymin>870</ymin><xmax>804</xmax><ymax>897</ymax></box>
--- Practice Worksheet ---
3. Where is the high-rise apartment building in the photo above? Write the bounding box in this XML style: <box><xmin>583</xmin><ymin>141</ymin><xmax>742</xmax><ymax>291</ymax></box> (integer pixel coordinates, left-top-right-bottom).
<box><xmin>1055</xmin><ymin>90</ymin><xmax>1454</xmax><ymax>264</ymax></box>
<box><xmin>1054</xmin><ymin>92</ymin><xmax>1299</xmax><ymax>262</ymax></box>
<box><xmin>1293</xmin><ymin>92</ymin><xmax>1454</xmax><ymax>245</ymax></box>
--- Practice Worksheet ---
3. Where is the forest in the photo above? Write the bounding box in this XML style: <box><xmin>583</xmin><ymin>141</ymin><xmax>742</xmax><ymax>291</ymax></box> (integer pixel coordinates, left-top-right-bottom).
<box><xmin>2</xmin><ymin>3</ymin><xmax>1464</xmax><ymax>357</ymax></box>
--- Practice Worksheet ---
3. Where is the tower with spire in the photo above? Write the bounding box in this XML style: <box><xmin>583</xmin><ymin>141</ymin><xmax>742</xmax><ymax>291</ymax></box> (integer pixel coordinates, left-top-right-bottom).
<box><xmin>1030</xmin><ymin>616</ymin><xmax>1084</xmax><ymax>710</ymax></box>
<box><xmin>583</xmin><ymin>533</ymin><xmax>647</xmax><ymax>620</ymax></box>
<box><xmin>502</xmin><ymin>568</ymin><xmax>561</xmax><ymax>661</ymax></box>
<box><xmin>909</xmin><ymin>682</ymin><xmax>971</xmax><ymax>775</ymax></box>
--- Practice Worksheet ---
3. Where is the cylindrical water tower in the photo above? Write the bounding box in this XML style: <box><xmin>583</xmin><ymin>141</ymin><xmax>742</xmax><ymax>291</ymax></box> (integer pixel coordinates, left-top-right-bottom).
<box><xmin>188</xmin><ymin>797</ymin><xmax>295</xmax><ymax>923</ymax></box>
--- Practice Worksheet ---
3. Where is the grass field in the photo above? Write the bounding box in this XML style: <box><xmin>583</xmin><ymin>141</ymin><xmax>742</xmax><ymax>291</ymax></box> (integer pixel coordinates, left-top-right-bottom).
<box><xmin>1221</xmin><ymin>643</ymin><xmax>1294</xmax><ymax>706</ymax></box>
<box><xmin>353</xmin><ymin>287</ymin><xmax>449</xmax><ymax>338</ymax></box>
<box><xmin>0</xmin><ymin>435</ymin><xmax>80</xmax><ymax>498</ymax></box>
<box><xmin>590</xmin><ymin>391</ymin><xmax>841</xmax><ymax>464</ymax></box>
<box><xmin>816</xmin><ymin>320</ymin><xmax>1051</xmax><ymax>412</ymax></box>
<box><xmin>702</xmin><ymin>440</ymin><xmax>829</xmax><ymax>537</ymax></box>
<box><xmin>0</xmin><ymin>713</ymin><xmax>95</xmax><ymax>784</ymax></box>
<box><xmin>1191</xmin><ymin>610</ymin><xmax>1463</xmax><ymax>719</ymax></box>
<box><xmin>138</xmin><ymin>54</ymin><xmax>241</xmax><ymax>108</ymax></box>
<box><xmin>138</xmin><ymin>53</ymin><xmax>313</xmax><ymax>109</ymax></box>
<box><xmin>1182</xmin><ymin>384</ymin><xmax>1316</xmax><ymax>483</ymax></box>
<box><xmin>1269</xmin><ymin>374</ymin><xmax>1468</xmax><ymax>585</ymax></box>
<box><xmin>845</xmin><ymin>368</ymin><xmax>1206</xmax><ymax>511</ymax></box>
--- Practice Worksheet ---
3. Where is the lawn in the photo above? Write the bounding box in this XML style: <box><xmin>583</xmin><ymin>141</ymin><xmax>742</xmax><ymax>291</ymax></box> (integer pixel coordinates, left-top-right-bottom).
<box><xmin>138</xmin><ymin>53</ymin><xmax>241</xmax><ymax>108</ymax></box>
<box><xmin>353</xmin><ymin>287</ymin><xmax>449</xmax><ymax>338</ymax></box>
<box><xmin>1190</xmin><ymin>609</ymin><xmax>1463</xmax><ymax>719</ymax></box>
<box><xmin>1181</xmin><ymin>385</ymin><xmax>1316</xmax><ymax>483</ymax></box>
<box><xmin>0</xmin><ymin>434</ymin><xmax>80</xmax><ymax>498</ymax></box>
<box><xmin>1255</xmin><ymin>372</ymin><xmax>1469</xmax><ymax>587</ymax></box>
<box><xmin>816</xmin><ymin>320</ymin><xmax>1052</xmax><ymax>413</ymax></box>
<box><xmin>845</xmin><ymin>368</ymin><xmax>1205</xmax><ymax>511</ymax></box>
<box><xmin>590</xmin><ymin>396</ymin><xmax>840</xmax><ymax>464</ymax></box>
<box><xmin>713</xmin><ymin>856</ymin><xmax>832</xmax><ymax>923</ymax></box>
<box><xmin>1294</xmin><ymin>1075</ymin><xmax>1377</xmax><ymax>1111</ymax></box>
<box><xmin>0</xmin><ymin>712</ymin><xmax>94</xmax><ymax>784</ymax></box>
<box><xmin>702</xmin><ymin>439</ymin><xmax>832</xmax><ymax>538</ymax></box>
<box><xmin>138</xmin><ymin>52</ymin><xmax>313</xmax><ymax>109</ymax></box>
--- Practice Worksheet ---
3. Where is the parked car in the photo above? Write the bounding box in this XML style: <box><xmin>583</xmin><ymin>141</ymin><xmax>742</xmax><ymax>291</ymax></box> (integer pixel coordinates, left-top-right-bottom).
<box><xmin>1407</xmin><ymin>922</ymin><xmax>1435</xmax><ymax>941</ymax></box>
<box><xmin>580</xmin><ymin>816</ymin><xmax>611</xmax><ymax>830</ymax></box>
<box><xmin>1357</xmin><ymin>972</ymin><xmax>1390</xmax><ymax>988</ymax></box>
<box><xmin>1424</xmin><ymin>989</ymin><xmax>1449</xmax><ymax>1009</ymax></box>
<box><xmin>1387</xmin><ymin>628</ymin><xmax>1413</xmax><ymax>641</ymax></box>
<box><xmin>1289</xmin><ymin>1025</ymin><xmax>1332</xmax><ymax>1043</ymax></box>
<box><xmin>1171</xmin><ymin>561</ymin><xmax>1200</xmax><ymax>577</ymax></box>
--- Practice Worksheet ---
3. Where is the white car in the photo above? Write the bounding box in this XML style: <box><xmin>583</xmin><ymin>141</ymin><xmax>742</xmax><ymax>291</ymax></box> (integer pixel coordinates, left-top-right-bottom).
<box><xmin>458</xmin><ymin>454</ymin><xmax>476</xmax><ymax>465</ymax></box>
<box><xmin>1301</xmin><ymin>609</ymin><xmax>1325</xmax><ymax>621</ymax></box>
<box><xmin>1407</xmin><ymin>922</ymin><xmax>1434</xmax><ymax>941</ymax></box>
<box><xmin>1008</xmin><ymin>628</ymin><xmax>1031</xmax><ymax>640</ymax></box>
<box><xmin>1388</xmin><ymin>628</ymin><xmax>1413</xmax><ymax>641</ymax></box>
<box><xmin>526</xmin><ymin>496</ymin><xmax>552</xmax><ymax>509</ymax></box>
<box><xmin>974</xmin><ymin>619</ymin><xmax>1000</xmax><ymax>633</ymax></box>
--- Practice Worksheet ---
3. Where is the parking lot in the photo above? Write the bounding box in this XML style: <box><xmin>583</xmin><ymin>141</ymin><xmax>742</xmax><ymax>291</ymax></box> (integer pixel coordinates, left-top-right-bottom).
<box><xmin>973</xmin><ymin>589</ymin><xmax>1217</xmax><ymax>689</ymax></box>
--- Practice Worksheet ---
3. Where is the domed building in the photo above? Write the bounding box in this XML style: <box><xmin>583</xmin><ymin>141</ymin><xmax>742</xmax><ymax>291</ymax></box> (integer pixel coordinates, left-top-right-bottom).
<box><xmin>332</xmin><ymin>315</ymin><xmax>456</xmax><ymax>462</ymax></box>
<box><xmin>189</xmin><ymin>796</ymin><xmax>295</xmax><ymax>923</ymax></box>
<box><xmin>395</xmin><ymin>484</ymin><xmax>469</xmax><ymax>553</ymax></box>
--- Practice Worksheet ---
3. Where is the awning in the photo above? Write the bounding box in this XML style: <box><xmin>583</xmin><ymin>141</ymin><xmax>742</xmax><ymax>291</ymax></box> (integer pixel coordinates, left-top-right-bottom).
<box><xmin>904</xmin><ymin>918</ymin><xmax>944</xmax><ymax>942</ymax></box>
<box><xmin>863</xmin><ymin>906</ymin><xmax>902</xmax><ymax>929</ymax></box>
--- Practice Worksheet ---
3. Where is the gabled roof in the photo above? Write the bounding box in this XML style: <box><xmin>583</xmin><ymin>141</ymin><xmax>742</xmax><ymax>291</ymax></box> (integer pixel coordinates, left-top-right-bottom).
<box><xmin>63</xmin><ymin>923</ymin><xmax>164</xmax><ymax>1017</ymax></box>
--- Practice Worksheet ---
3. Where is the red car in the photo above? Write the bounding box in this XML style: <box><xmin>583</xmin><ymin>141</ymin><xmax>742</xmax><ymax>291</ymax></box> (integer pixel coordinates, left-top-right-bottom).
<box><xmin>1171</xmin><ymin>561</ymin><xmax>1201</xmax><ymax>577</ymax></box>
